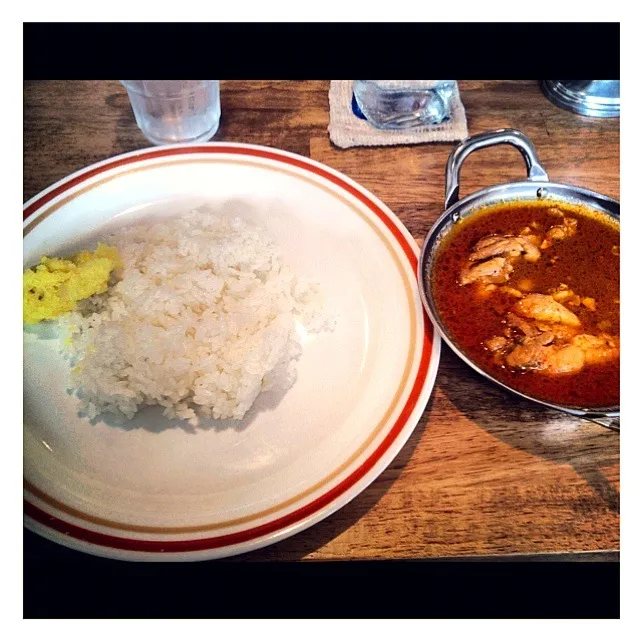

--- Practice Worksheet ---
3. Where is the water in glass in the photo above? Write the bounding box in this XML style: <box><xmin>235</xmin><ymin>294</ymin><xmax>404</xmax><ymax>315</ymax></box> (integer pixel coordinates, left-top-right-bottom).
<box><xmin>353</xmin><ymin>80</ymin><xmax>457</xmax><ymax>130</ymax></box>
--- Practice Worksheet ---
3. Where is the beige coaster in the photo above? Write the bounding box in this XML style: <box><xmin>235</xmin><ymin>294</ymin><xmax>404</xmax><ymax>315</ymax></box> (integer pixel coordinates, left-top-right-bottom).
<box><xmin>328</xmin><ymin>80</ymin><xmax>469</xmax><ymax>149</ymax></box>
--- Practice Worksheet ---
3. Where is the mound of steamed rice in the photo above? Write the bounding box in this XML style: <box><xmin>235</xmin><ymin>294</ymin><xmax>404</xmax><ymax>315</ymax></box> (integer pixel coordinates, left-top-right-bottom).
<box><xmin>60</xmin><ymin>210</ymin><xmax>331</xmax><ymax>426</ymax></box>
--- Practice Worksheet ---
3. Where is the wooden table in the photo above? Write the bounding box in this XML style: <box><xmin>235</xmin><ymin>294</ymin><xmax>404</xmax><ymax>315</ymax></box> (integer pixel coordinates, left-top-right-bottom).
<box><xmin>23</xmin><ymin>80</ymin><xmax>620</xmax><ymax>561</ymax></box>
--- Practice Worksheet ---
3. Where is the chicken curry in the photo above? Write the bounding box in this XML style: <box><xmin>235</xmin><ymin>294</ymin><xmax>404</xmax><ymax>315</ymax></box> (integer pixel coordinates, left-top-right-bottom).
<box><xmin>432</xmin><ymin>201</ymin><xmax>620</xmax><ymax>409</ymax></box>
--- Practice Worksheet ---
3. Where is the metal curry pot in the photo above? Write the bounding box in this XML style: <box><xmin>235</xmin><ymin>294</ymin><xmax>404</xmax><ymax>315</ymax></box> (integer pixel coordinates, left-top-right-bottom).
<box><xmin>418</xmin><ymin>129</ymin><xmax>620</xmax><ymax>430</ymax></box>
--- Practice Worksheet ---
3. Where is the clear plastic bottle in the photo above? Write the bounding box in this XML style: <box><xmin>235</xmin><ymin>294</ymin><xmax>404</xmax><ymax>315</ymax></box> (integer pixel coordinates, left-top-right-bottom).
<box><xmin>353</xmin><ymin>80</ymin><xmax>457</xmax><ymax>130</ymax></box>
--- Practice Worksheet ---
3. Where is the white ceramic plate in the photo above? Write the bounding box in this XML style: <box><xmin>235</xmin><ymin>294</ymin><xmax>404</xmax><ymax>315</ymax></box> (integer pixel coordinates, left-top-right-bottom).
<box><xmin>23</xmin><ymin>143</ymin><xmax>440</xmax><ymax>561</ymax></box>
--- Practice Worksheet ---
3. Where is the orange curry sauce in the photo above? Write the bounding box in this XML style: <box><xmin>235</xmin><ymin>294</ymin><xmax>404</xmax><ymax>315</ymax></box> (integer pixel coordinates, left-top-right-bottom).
<box><xmin>432</xmin><ymin>201</ymin><xmax>620</xmax><ymax>408</ymax></box>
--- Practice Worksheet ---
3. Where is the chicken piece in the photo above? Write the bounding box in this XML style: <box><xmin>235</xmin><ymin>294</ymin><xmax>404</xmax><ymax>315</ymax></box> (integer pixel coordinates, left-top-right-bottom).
<box><xmin>522</xmin><ymin>235</ymin><xmax>543</xmax><ymax>247</ymax></box>
<box><xmin>550</xmin><ymin>285</ymin><xmax>581</xmax><ymax>306</ymax></box>
<box><xmin>470</xmin><ymin>235</ymin><xmax>524</xmax><ymax>260</ymax></box>
<box><xmin>564</xmin><ymin>218</ymin><xmax>578</xmax><ymax>234</ymax></box>
<box><xmin>517</xmin><ymin>278</ymin><xmax>535</xmax><ymax>292</ymax></box>
<box><xmin>551</xmin><ymin>289</ymin><xmax>572</xmax><ymax>302</ymax></box>
<box><xmin>550</xmin><ymin>283</ymin><xmax>573</xmax><ymax>302</ymax></box>
<box><xmin>514</xmin><ymin>294</ymin><xmax>581</xmax><ymax>327</ymax></box>
<box><xmin>572</xmin><ymin>334</ymin><xmax>619</xmax><ymax>365</ymax></box>
<box><xmin>506</xmin><ymin>330</ymin><xmax>618</xmax><ymax>373</ymax></box>
<box><xmin>532</xmin><ymin>331</ymin><xmax>555</xmax><ymax>346</ymax></box>
<box><xmin>533</xmin><ymin>321</ymin><xmax>580</xmax><ymax>342</ymax></box>
<box><xmin>541</xmin><ymin>217</ymin><xmax>578</xmax><ymax>249</ymax></box>
<box><xmin>542</xmin><ymin>345</ymin><xmax>585</xmax><ymax>374</ymax></box>
<box><xmin>518</xmin><ymin>237</ymin><xmax>542</xmax><ymax>262</ymax></box>
<box><xmin>506</xmin><ymin>312</ymin><xmax>539</xmax><ymax>338</ymax></box>
<box><xmin>513</xmin><ymin>330</ymin><xmax>555</xmax><ymax>348</ymax></box>
<box><xmin>547</xmin><ymin>226</ymin><xmax>568</xmax><ymax>241</ymax></box>
<box><xmin>485</xmin><ymin>336</ymin><xmax>509</xmax><ymax>352</ymax></box>
<box><xmin>505</xmin><ymin>342</ymin><xmax>585</xmax><ymax>374</ymax></box>
<box><xmin>518</xmin><ymin>227</ymin><xmax>544</xmax><ymax>247</ymax></box>
<box><xmin>582</xmin><ymin>297</ymin><xmax>596</xmax><ymax>311</ymax></box>
<box><xmin>500</xmin><ymin>286</ymin><xmax>524</xmax><ymax>298</ymax></box>
<box><xmin>475</xmin><ymin>283</ymin><xmax>498</xmax><ymax>299</ymax></box>
<box><xmin>459</xmin><ymin>257</ymin><xmax>513</xmax><ymax>285</ymax></box>
<box><xmin>520</xmin><ymin>225</ymin><xmax>540</xmax><ymax>235</ymax></box>
<box><xmin>469</xmin><ymin>235</ymin><xmax>541</xmax><ymax>263</ymax></box>
<box><xmin>461</xmin><ymin>234</ymin><xmax>543</xmax><ymax>288</ymax></box>
<box><xmin>505</xmin><ymin>342</ymin><xmax>545</xmax><ymax>369</ymax></box>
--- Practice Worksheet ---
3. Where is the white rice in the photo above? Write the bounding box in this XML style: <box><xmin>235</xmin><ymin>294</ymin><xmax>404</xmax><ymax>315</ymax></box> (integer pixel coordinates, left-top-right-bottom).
<box><xmin>60</xmin><ymin>209</ymin><xmax>332</xmax><ymax>426</ymax></box>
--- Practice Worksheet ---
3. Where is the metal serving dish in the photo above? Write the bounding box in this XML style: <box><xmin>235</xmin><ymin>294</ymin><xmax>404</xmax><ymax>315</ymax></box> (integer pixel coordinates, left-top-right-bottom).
<box><xmin>418</xmin><ymin>129</ymin><xmax>620</xmax><ymax>430</ymax></box>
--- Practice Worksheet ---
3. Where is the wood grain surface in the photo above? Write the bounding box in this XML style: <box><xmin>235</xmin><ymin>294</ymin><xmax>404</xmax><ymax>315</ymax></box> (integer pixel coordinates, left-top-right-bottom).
<box><xmin>23</xmin><ymin>80</ymin><xmax>620</xmax><ymax>561</ymax></box>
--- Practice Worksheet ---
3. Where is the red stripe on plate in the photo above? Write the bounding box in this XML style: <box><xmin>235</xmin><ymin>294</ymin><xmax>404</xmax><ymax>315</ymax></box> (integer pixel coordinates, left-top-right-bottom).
<box><xmin>24</xmin><ymin>325</ymin><xmax>432</xmax><ymax>553</ymax></box>
<box><xmin>24</xmin><ymin>145</ymin><xmax>434</xmax><ymax>554</ymax></box>
<box><xmin>24</xmin><ymin>146</ymin><xmax>419</xmax><ymax>272</ymax></box>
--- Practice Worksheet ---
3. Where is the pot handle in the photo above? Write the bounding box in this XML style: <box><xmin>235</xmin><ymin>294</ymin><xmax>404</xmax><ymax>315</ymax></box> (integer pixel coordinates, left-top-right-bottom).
<box><xmin>583</xmin><ymin>415</ymin><xmax>620</xmax><ymax>432</ymax></box>
<box><xmin>554</xmin><ymin>407</ymin><xmax>620</xmax><ymax>432</ymax></box>
<box><xmin>445</xmin><ymin>129</ymin><xmax>549</xmax><ymax>209</ymax></box>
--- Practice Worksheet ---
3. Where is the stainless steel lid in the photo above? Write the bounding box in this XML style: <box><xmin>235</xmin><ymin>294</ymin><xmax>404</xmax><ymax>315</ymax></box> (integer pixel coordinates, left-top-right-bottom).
<box><xmin>541</xmin><ymin>80</ymin><xmax>620</xmax><ymax>118</ymax></box>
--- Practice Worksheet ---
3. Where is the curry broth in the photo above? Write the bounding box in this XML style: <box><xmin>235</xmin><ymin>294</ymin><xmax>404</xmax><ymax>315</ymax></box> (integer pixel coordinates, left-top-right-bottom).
<box><xmin>432</xmin><ymin>201</ymin><xmax>620</xmax><ymax>408</ymax></box>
